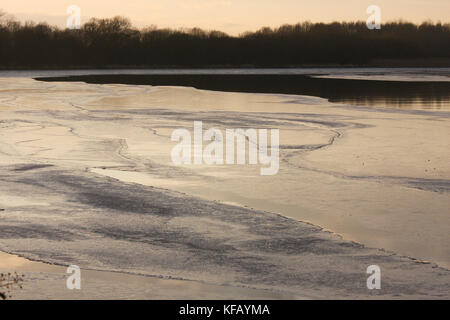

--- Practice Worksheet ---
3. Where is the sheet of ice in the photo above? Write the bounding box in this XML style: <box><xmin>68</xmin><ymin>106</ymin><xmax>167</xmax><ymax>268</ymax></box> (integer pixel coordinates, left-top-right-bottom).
<box><xmin>0</xmin><ymin>78</ymin><xmax>449</xmax><ymax>298</ymax></box>
<box><xmin>0</xmin><ymin>252</ymin><xmax>295</xmax><ymax>300</ymax></box>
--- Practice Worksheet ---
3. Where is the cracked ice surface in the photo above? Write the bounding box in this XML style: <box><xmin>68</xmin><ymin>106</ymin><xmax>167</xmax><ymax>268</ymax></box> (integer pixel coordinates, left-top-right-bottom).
<box><xmin>0</xmin><ymin>77</ymin><xmax>449</xmax><ymax>298</ymax></box>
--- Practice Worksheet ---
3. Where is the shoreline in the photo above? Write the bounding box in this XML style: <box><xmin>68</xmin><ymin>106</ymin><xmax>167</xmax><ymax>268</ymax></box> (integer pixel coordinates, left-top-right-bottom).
<box><xmin>1</xmin><ymin>161</ymin><xmax>448</xmax><ymax>299</ymax></box>
<box><xmin>2</xmin><ymin>58</ymin><xmax>450</xmax><ymax>70</ymax></box>
<box><xmin>34</xmin><ymin>73</ymin><xmax>450</xmax><ymax>111</ymax></box>
<box><xmin>0</xmin><ymin>251</ymin><xmax>298</xmax><ymax>300</ymax></box>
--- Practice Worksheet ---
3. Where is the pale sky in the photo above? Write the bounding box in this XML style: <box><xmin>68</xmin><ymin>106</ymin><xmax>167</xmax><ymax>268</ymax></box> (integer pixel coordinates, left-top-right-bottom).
<box><xmin>1</xmin><ymin>0</ymin><xmax>449</xmax><ymax>35</ymax></box>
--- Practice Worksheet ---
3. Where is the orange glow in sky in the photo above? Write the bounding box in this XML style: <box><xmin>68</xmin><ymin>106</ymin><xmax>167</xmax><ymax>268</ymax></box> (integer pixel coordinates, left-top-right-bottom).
<box><xmin>1</xmin><ymin>0</ymin><xmax>449</xmax><ymax>35</ymax></box>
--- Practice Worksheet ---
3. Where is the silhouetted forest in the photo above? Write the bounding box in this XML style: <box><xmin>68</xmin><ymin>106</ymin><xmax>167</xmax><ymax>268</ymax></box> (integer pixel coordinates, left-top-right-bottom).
<box><xmin>1</xmin><ymin>11</ymin><xmax>449</xmax><ymax>68</ymax></box>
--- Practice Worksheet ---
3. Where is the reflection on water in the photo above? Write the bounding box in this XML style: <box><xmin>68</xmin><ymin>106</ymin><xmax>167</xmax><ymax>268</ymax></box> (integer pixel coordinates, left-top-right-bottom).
<box><xmin>314</xmin><ymin>78</ymin><xmax>450</xmax><ymax>110</ymax></box>
<box><xmin>37</xmin><ymin>73</ymin><xmax>450</xmax><ymax>111</ymax></box>
<box><xmin>333</xmin><ymin>97</ymin><xmax>450</xmax><ymax>110</ymax></box>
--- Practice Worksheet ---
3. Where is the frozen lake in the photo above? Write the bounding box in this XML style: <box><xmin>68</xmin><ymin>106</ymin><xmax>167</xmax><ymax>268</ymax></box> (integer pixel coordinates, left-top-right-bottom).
<box><xmin>0</xmin><ymin>69</ymin><xmax>449</xmax><ymax>298</ymax></box>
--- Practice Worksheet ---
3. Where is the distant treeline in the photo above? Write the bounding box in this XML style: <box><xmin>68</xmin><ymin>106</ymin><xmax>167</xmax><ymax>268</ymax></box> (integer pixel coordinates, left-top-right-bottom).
<box><xmin>1</xmin><ymin>12</ymin><xmax>449</xmax><ymax>68</ymax></box>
